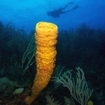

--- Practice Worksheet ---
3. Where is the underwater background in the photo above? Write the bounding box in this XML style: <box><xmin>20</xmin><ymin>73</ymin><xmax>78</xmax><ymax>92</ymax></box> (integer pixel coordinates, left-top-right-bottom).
<box><xmin>0</xmin><ymin>0</ymin><xmax>105</xmax><ymax>105</ymax></box>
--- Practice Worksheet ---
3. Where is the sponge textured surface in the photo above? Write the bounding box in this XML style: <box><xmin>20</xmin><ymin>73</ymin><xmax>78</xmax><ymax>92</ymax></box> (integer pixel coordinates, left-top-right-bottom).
<box><xmin>25</xmin><ymin>22</ymin><xmax>58</xmax><ymax>105</ymax></box>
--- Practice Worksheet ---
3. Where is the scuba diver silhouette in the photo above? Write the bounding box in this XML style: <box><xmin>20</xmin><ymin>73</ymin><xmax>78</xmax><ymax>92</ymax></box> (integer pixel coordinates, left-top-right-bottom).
<box><xmin>47</xmin><ymin>1</ymin><xmax>78</xmax><ymax>18</ymax></box>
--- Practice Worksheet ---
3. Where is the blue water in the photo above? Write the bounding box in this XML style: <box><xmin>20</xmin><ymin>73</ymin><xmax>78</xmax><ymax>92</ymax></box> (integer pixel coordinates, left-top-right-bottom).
<box><xmin>0</xmin><ymin>1</ymin><xmax>105</xmax><ymax>105</ymax></box>
<box><xmin>0</xmin><ymin>0</ymin><xmax>105</xmax><ymax>34</ymax></box>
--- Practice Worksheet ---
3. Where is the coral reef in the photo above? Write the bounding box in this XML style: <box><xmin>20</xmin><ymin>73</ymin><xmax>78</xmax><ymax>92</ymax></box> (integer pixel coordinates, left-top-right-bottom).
<box><xmin>0</xmin><ymin>21</ymin><xmax>105</xmax><ymax>105</ymax></box>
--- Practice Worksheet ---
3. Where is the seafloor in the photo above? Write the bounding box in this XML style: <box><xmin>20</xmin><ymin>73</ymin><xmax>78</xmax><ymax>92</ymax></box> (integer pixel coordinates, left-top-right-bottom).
<box><xmin>0</xmin><ymin>22</ymin><xmax>105</xmax><ymax>105</ymax></box>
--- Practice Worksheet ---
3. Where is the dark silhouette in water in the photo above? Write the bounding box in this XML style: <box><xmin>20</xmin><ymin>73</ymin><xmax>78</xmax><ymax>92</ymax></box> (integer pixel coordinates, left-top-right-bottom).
<box><xmin>47</xmin><ymin>1</ymin><xmax>79</xmax><ymax>18</ymax></box>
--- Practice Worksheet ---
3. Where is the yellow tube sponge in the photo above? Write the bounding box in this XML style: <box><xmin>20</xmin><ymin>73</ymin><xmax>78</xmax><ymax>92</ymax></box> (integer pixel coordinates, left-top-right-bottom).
<box><xmin>25</xmin><ymin>22</ymin><xmax>58</xmax><ymax>105</ymax></box>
